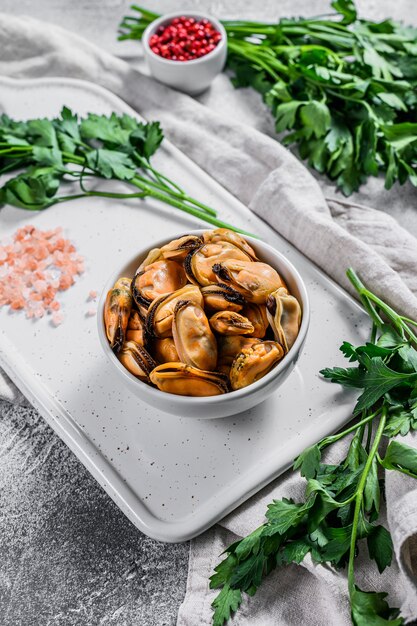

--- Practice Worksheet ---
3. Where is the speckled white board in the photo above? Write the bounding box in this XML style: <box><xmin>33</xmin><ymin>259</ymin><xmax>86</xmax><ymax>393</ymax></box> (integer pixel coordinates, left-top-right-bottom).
<box><xmin>0</xmin><ymin>77</ymin><xmax>370</xmax><ymax>541</ymax></box>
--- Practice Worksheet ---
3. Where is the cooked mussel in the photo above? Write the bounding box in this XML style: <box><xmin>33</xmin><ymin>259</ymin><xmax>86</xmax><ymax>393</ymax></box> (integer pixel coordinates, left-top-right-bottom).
<box><xmin>146</xmin><ymin>285</ymin><xmax>203</xmax><ymax>338</ymax></box>
<box><xmin>217</xmin><ymin>336</ymin><xmax>261</xmax><ymax>375</ymax></box>
<box><xmin>153</xmin><ymin>338</ymin><xmax>180</xmax><ymax>363</ymax></box>
<box><xmin>104</xmin><ymin>277</ymin><xmax>133</xmax><ymax>354</ymax></box>
<box><xmin>185</xmin><ymin>241</ymin><xmax>252</xmax><ymax>287</ymax></box>
<box><xmin>266</xmin><ymin>287</ymin><xmax>302</xmax><ymax>353</ymax></box>
<box><xmin>137</xmin><ymin>247</ymin><xmax>163</xmax><ymax>272</ymax></box>
<box><xmin>229</xmin><ymin>341</ymin><xmax>284</xmax><ymax>390</ymax></box>
<box><xmin>209</xmin><ymin>311</ymin><xmax>254</xmax><ymax>336</ymax></box>
<box><xmin>160</xmin><ymin>234</ymin><xmax>203</xmax><ymax>261</ymax></box>
<box><xmin>149</xmin><ymin>362</ymin><xmax>228</xmax><ymax>396</ymax></box>
<box><xmin>203</xmin><ymin>228</ymin><xmax>257</xmax><ymax>260</ymax></box>
<box><xmin>241</xmin><ymin>303</ymin><xmax>269</xmax><ymax>338</ymax></box>
<box><xmin>201</xmin><ymin>283</ymin><xmax>245</xmax><ymax>312</ymax></box>
<box><xmin>172</xmin><ymin>300</ymin><xmax>217</xmax><ymax>370</ymax></box>
<box><xmin>119</xmin><ymin>341</ymin><xmax>156</xmax><ymax>381</ymax></box>
<box><xmin>126</xmin><ymin>310</ymin><xmax>146</xmax><ymax>346</ymax></box>
<box><xmin>106</xmin><ymin>229</ymin><xmax>301</xmax><ymax>397</ymax></box>
<box><xmin>132</xmin><ymin>259</ymin><xmax>187</xmax><ymax>305</ymax></box>
<box><xmin>213</xmin><ymin>260</ymin><xmax>285</xmax><ymax>304</ymax></box>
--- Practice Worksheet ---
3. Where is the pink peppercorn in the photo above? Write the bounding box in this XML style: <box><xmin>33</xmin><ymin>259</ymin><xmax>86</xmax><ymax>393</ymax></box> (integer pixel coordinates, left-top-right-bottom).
<box><xmin>149</xmin><ymin>15</ymin><xmax>222</xmax><ymax>62</ymax></box>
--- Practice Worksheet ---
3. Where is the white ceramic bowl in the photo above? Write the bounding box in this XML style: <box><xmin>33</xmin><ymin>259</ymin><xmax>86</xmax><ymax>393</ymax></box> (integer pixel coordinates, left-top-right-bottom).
<box><xmin>98</xmin><ymin>230</ymin><xmax>310</xmax><ymax>419</ymax></box>
<box><xmin>142</xmin><ymin>12</ymin><xmax>227</xmax><ymax>95</ymax></box>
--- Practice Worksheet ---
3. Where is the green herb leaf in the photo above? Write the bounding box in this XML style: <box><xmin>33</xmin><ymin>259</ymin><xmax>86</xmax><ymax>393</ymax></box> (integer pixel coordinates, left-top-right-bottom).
<box><xmin>0</xmin><ymin>167</ymin><xmax>61</xmax><ymax>210</ymax></box>
<box><xmin>265</xmin><ymin>498</ymin><xmax>311</xmax><ymax>534</ymax></box>
<box><xmin>275</xmin><ymin>101</ymin><xmax>303</xmax><ymax>132</ymax></box>
<box><xmin>229</xmin><ymin>553</ymin><xmax>265</xmax><ymax>591</ymax></box>
<box><xmin>130</xmin><ymin>121</ymin><xmax>164</xmax><ymax>159</ymax></box>
<box><xmin>210</xmin><ymin>553</ymin><xmax>238</xmax><ymax>589</ymax></box>
<box><xmin>293</xmin><ymin>444</ymin><xmax>321</xmax><ymax>478</ymax></box>
<box><xmin>367</xmin><ymin>526</ymin><xmax>393</xmax><ymax>573</ymax></box>
<box><xmin>350</xmin><ymin>585</ymin><xmax>402</xmax><ymax>625</ymax></box>
<box><xmin>381</xmin><ymin>440</ymin><xmax>417</xmax><ymax>476</ymax></box>
<box><xmin>211</xmin><ymin>584</ymin><xmax>242</xmax><ymax>626</ymax></box>
<box><xmin>85</xmin><ymin>149</ymin><xmax>137</xmax><ymax>180</ymax></box>
<box><xmin>364</xmin><ymin>457</ymin><xmax>380</xmax><ymax>516</ymax></box>
<box><xmin>300</xmin><ymin>102</ymin><xmax>331</xmax><ymax>139</ymax></box>
<box><xmin>331</xmin><ymin>0</ymin><xmax>357</xmax><ymax>24</ymax></box>
<box><xmin>354</xmin><ymin>357</ymin><xmax>417</xmax><ymax>415</ymax></box>
<box><xmin>0</xmin><ymin>108</ymin><xmax>236</xmax><ymax>232</ymax></box>
<box><xmin>384</xmin><ymin>408</ymin><xmax>417</xmax><ymax>437</ymax></box>
<box><xmin>320</xmin><ymin>366</ymin><xmax>365</xmax><ymax>388</ymax></box>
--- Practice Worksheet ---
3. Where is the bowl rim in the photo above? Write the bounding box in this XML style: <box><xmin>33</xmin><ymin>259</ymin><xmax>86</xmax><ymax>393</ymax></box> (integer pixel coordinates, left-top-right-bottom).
<box><xmin>142</xmin><ymin>11</ymin><xmax>227</xmax><ymax>66</ymax></box>
<box><xmin>97</xmin><ymin>229</ymin><xmax>310</xmax><ymax>406</ymax></box>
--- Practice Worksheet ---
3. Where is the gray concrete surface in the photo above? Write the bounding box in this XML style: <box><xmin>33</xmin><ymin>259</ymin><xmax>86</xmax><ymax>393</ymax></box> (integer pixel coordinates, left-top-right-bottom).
<box><xmin>0</xmin><ymin>1</ymin><xmax>416</xmax><ymax>625</ymax></box>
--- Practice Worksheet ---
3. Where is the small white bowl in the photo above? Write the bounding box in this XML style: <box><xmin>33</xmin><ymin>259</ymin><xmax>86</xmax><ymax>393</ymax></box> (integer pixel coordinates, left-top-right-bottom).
<box><xmin>98</xmin><ymin>230</ymin><xmax>310</xmax><ymax>419</ymax></box>
<box><xmin>142</xmin><ymin>12</ymin><xmax>227</xmax><ymax>95</ymax></box>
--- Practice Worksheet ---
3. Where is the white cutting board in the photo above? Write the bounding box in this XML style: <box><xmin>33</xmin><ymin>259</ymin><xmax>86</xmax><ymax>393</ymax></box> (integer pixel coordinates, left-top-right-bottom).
<box><xmin>0</xmin><ymin>77</ymin><xmax>369</xmax><ymax>541</ymax></box>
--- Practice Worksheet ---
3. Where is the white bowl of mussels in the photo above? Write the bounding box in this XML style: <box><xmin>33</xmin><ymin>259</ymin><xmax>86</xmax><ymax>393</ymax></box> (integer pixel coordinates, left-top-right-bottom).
<box><xmin>98</xmin><ymin>229</ymin><xmax>310</xmax><ymax>419</ymax></box>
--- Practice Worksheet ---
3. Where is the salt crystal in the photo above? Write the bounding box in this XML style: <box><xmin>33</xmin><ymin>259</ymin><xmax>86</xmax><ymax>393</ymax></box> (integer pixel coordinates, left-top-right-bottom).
<box><xmin>88</xmin><ymin>290</ymin><xmax>98</xmax><ymax>300</ymax></box>
<box><xmin>0</xmin><ymin>225</ymin><xmax>84</xmax><ymax>326</ymax></box>
<box><xmin>33</xmin><ymin>280</ymin><xmax>47</xmax><ymax>293</ymax></box>
<box><xmin>51</xmin><ymin>311</ymin><xmax>64</xmax><ymax>326</ymax></box>
<box><xmin>86</xmin><ymin>308</ymin><xmax>96</xmax><ymax>317</ymax></box>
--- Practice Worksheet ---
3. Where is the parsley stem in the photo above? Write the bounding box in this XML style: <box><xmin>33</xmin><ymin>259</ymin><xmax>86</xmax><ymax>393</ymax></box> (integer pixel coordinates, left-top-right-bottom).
<box><xmin>319</xmin><ymin>410</ymin><xmax>378</xmax><ymax>450</ymax></box>
<box><xmin>133</xmin><ymin>172</ymin><xmax>218</xmax><ymax>217</ymax></box>
<box><xmin>348</xmin><ymin>268</ymin><xmax>417</xmax><ymax>343</ymax></box>
<box><xmin>129</xmin><ymin>177</ymin><xmax>252</xmax><ymax>234</ymax></box>
<box><xmin>347</xmin><ymin>408</ymin><xmax>386</xmax><ymax>595</ymax></box>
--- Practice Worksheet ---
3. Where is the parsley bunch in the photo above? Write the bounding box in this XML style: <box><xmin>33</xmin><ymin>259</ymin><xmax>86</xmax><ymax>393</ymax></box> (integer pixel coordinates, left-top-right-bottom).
<box><xmin>0</xmin><ymin>108</ymin><xmax>241</xmax><ymax>232</ymax></box>
<box><xmin>119</xmin><ymin>0</ymin><xmax>417</xmax><ymax>195</ymax></box>
<box><xmin>209</xmin><ymin>269</ymin><xmax>417</xmax><ymax>626</ymax></box>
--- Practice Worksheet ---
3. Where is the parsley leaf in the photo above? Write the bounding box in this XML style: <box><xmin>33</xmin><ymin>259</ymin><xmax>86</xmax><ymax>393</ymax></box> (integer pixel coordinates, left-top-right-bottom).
<box><xmin>0</xmin><ymin>108</ymin><xmax>239</xmax><ymax>232</ymax></box>
<box><xmin>367</xmin><ymin>525</ymin><xmax>393</xmax><ymax>574</ymax></box>
<box><xmin>211</xmin><ymin>585</ymin><xmax>242</xmax><ymax>626</ymax></box>
<box><xmin>121</xmin><ymin>2</ymin><xmax>417</xmax><ymax>195</ymax></box>
<box><xmin>350</xmin><ymin>586</ymin><xmax>402</xmax><ymax>626</ymax></box>
<box><xmin>354</xmin><ymin>357</ymin><xmax>417</xmax><ymax>415</ymax></box>
<box><xmin>293</xmin><ymin>444</ymin><xmax>321</xmax><ymax>478</ymax></box>
<box><xmin>205</xmin><ymin>268</ymin><xmax>417</xmax><ymax>626</ymax></box>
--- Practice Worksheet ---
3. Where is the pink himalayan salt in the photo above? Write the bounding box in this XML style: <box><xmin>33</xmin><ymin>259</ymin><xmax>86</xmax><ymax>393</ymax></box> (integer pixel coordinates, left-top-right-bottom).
<box><xmin>0</xmin><ymin>225</ymin><xmax>84</xmax><ymax>324</ymax></box>
<box><xmin>88</xmin><ymin>290</ymin><xmax>98</xmax><ymax>300</ymax></box>
<box><xmin>51</xmin><ymin>311</ymin><xmax>64</xmax><ymax>326</ymax></box>
<box><xmin>86</xmin><ymin>308</ymin><xmax>96</xmax><ymax>317</ymax></box>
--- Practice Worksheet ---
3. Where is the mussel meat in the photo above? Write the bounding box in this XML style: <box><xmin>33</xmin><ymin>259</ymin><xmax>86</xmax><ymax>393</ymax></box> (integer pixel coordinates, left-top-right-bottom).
<box><xmin>209</xmin><ymin>311</ymin><xmax>254</xmax><ymax>336</ymax></box>
<box><xmin>217</xmin><ymin>336</ymin><xmax>261</xmax><ymax>375</ymax></box>
<box><xmin>172</xmin><ymin>300</ymin><xmax>217</xmax><ymax>370</ymax></box>
<box><xmin>146</xmin><ymin>285</ymin><xmax>203</xmax><ymax>338</ymax></box>
<box><xmin>119</xmin><ymin>341</ymin><xmax>156</xmax><ymax>381</ymax></box>
<box><xmin>185</xmin><ymin>241</ymin><xmax>252</xmax><ymax>287</ymax></box>
<box><xmin>137</xmin><ymin>247</ymin><xmax>163</xmax><ymax>272</ymax></box>
<box><xmin>200</xmin><ymin>283</ymin><xmax>245</xmax><ymax>312</ymax></box>
<box><xmin>229</xmin><ymin>341</ymin><xmax>284</xmax><ymax>390</ymax></box>
<box><xmin>149</xmin><ymin>362</ymin><xmax>228</xmax><ymax>396</ymax></box>
<box><xmin>104</xmin><ymin>277</ymin><xmax>133</xmax><ymax>353</ymax></box>
<box><xmin>126</xmin><ymin>309</ymin><xmax>146</xmax><ymax>346</ymax></box>
<box><xmin>213</xmin><ymin>260</ymin><xmax>285</xmax><ymax>304</ymax></box>
<box><xmin>266</xmin><ymin>287</ymin><xmax>301</xmax><ymax>353</ymax></box>
<box><xmin>132</xmin><ymin>259</ymin><xmax>187</xmax><ymax>304</ymax></box>
<box><xmin>153</xmin><ymin>338</ymin><xmax>180</xmax><ymax>363</ymax></box>
<box><xmin>160</xmin><ymin>234</ymin><xmax>203</xmax><ymax>261</ymax></box>
<box><xmin>241</xmin><ymin>303</ymin><xmax>269</xmax><ymax>338</ymax></box>
<box><xmin>203</xmin><ymin>228</ymin><xmax>257</xmax><ymax>260</ymax></box>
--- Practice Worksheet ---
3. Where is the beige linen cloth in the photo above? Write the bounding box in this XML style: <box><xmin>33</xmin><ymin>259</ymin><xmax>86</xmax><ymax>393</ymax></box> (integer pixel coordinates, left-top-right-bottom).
<box><xmin>0</xmin><ymin>14</ymin><xmax>417</xmax><ymax>624</ymax></box>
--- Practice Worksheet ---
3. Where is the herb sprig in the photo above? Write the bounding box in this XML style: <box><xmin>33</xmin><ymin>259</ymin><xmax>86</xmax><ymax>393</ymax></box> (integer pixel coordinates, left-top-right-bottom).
<box><xmin>209</xmin><ymin>268</ymin><xmax>417</xmax><ymax>626</ymax></box>
<box><xmin>119</xmin><ymin>1</ymin><xmax>417</xmax><ymax>195</ymax></box>
<box><xmin>0</xmin><ymin>108</ymin><xmax>243</xmax><ymax>232</ymax></box>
